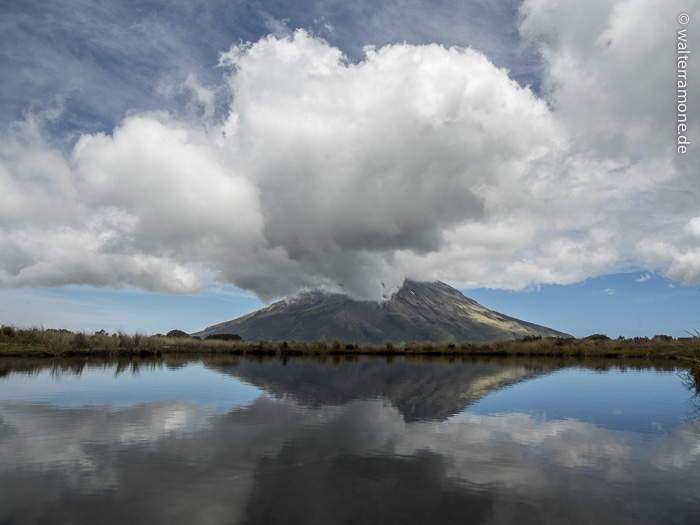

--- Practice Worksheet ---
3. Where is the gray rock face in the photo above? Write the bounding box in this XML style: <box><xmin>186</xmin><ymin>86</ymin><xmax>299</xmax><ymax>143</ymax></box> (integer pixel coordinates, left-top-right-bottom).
<box><xmin>194</xmin><ymin>280</ymin><xmax>571</xmax><ymax>344</ymax></box>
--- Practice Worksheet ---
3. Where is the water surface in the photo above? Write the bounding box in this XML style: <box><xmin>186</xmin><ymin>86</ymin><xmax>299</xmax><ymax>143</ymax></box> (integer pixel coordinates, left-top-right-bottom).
<box><xmin>1</xmin><ymin>356</ymin><xmax>698</xmax><ymax>524</ymax></box>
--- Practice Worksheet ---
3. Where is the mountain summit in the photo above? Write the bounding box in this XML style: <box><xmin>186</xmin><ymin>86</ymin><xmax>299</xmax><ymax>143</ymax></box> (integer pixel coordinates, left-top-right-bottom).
<box><xmin>195</xmin><ymin>280</ymin><xmax>570</xmax><ymax>344</ymax></box>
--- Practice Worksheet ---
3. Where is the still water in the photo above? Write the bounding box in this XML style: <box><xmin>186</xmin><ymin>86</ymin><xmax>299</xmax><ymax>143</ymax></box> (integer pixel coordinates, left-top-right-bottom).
<box><xmin>1</xmin><ymin>356</ymin><xmax>698</xmax><ymax>524</ymax></box>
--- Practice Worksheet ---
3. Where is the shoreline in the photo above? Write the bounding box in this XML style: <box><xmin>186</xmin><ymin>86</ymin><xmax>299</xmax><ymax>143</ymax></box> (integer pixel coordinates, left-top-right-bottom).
<box><xmin>1</xmin><ymin>326</ymin><xmax>699</xmax><ymax>363</ymax></box>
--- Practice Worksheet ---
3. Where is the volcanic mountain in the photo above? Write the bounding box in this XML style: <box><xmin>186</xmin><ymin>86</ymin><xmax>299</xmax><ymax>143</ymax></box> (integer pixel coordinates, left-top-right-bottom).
<box><xmin>195</xmin><ymin>280</ymin><xmax>569</xmax><ymax>344</ymax></box>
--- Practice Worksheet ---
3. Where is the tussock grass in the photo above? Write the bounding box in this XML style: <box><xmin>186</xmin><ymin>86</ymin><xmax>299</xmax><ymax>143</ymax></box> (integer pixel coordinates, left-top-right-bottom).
<box><xmin>1</xmin><ymin>325</ymin><xmax>700</xmax><ymax>367</ymax></box>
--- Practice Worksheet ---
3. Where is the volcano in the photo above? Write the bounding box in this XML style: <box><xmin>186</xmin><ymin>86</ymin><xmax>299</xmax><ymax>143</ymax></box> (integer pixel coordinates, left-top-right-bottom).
<box><xmin>194</xmin><ymin>280</ymin><xmax>570</xmax><ymax>344</ymax></box>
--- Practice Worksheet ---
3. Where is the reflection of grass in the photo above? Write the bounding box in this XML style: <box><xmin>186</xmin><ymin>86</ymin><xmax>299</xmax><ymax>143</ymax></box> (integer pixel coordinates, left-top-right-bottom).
<box><xmin>677</xmin><ymin>330</ymin><xmax>700</xmax><ymax>396</ymax></box>
<box><xmin>679</xmin><ymin>364</ymin><xmax>700</xmax><ymax>399</ymax></box>
<box><xmin>0</xmin><ymin>351</ymin><xmax>687</xmax><ymax>377</ymax></box>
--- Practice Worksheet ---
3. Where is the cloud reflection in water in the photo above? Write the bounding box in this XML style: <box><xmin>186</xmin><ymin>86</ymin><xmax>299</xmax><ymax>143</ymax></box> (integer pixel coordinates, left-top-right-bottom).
<box><xmin>0</xmin><ymin>357</ymin><xmax>698</xmax><ymax>524</ymax></box>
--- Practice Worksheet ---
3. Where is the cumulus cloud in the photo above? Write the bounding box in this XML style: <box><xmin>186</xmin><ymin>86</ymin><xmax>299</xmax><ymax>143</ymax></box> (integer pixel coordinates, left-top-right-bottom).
<box><xmin>1</xmin><ymin>114</ymin><xmax>264</xmax><ymax>294</ymax></box>
<box><xmin>1</xmin><ymin>30</ymin><xmax>555</xmax><ymax>300</ymax></box>
<box><xmin>1</xmin><ymin>2</ymin><xmax>700</xmax><ymax>301</ymax></box>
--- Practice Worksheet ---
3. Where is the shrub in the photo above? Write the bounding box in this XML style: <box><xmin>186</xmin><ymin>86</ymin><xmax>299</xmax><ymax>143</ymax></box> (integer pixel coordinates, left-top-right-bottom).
<box><xmin>166</xmin><ymin>330</ymin><xmax>190</xmax><ymax>338</ymax></box>
<box><xmin>585</xmin><ymin>334</ymin><xmax>611</xmax><ymax>341</ymax></box>
<box><xmin>204</xmin><ymin>333</ymin><xmax>242</xmax><ymax>341</ymax></box>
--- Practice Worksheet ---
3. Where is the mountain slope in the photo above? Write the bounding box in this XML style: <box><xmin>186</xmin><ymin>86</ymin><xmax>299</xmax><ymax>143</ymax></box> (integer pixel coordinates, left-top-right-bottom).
<box><xmin>194</xmin><ymin>280</ymin><xmax>570</xmax><ymax>344</ymax></box>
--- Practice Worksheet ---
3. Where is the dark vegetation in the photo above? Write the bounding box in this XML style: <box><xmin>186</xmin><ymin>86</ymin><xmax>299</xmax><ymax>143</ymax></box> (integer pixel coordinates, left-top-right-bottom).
<box><xmin>203</xmin><ymin>333</ymin><xmax>243</xmax><ymax>341</ymax></box>
<box><xmin>1</xmin><ymin>325</ymin><xmax>699</xmax><ymax>365</ymax></box>
<box><xmin>165</xmin><ymin>329</ymin><xmax>192</xmax><ymax>338</ymax></box>
<box><xmin>680</xmin><ymin>364</ymin><xmax>700</xmax><ymax>396</ymax></box>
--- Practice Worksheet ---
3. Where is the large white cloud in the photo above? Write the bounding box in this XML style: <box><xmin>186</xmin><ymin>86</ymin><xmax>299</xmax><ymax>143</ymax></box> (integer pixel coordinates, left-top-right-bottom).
<box><xmin>400</xmin><ymin>0</ymin><xmax>700</xmax><ymax>289</ymax></box>
<box><xmin>215</xmin><ymin>30</ymin><xmax>560</xmax><ymax>298</ymax></box>
<box><xmin>1</xmin><ymin>2</ymin><xmax>699</xmax><ymax>301</ymax></box>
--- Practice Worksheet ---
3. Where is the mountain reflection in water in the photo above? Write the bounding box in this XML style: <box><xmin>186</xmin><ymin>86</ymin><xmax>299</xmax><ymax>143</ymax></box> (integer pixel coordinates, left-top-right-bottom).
<box><xmin>0</xmin><ymin>356</ymin><xmax>698</xmax><ymax>524</ymax></box>
<box><xmin>213</xmin><ymin>357</ymin><xmax>543</xmax><ymax>422</ymax></box>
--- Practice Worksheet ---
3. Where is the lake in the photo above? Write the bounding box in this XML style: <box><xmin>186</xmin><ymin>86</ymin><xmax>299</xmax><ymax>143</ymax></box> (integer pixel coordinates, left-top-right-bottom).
<box><xmin>1</xmin><ymin>355</ymin><xmax>699</xmax><ymax>524</ymax></box>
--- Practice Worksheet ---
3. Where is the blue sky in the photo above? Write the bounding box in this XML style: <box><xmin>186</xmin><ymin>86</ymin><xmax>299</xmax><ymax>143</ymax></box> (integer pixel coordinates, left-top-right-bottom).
<box><xmin>1</xmin><ymin>0</ymin><xmax>699</xmax><ymax>338</ymax></box>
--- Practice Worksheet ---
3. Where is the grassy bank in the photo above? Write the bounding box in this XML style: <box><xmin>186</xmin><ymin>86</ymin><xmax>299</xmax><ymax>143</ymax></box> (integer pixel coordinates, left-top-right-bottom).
<box><xmin>1</xmin><ymin>325</ymin><xmax>699</xmax><ymax>363</ymax></box>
